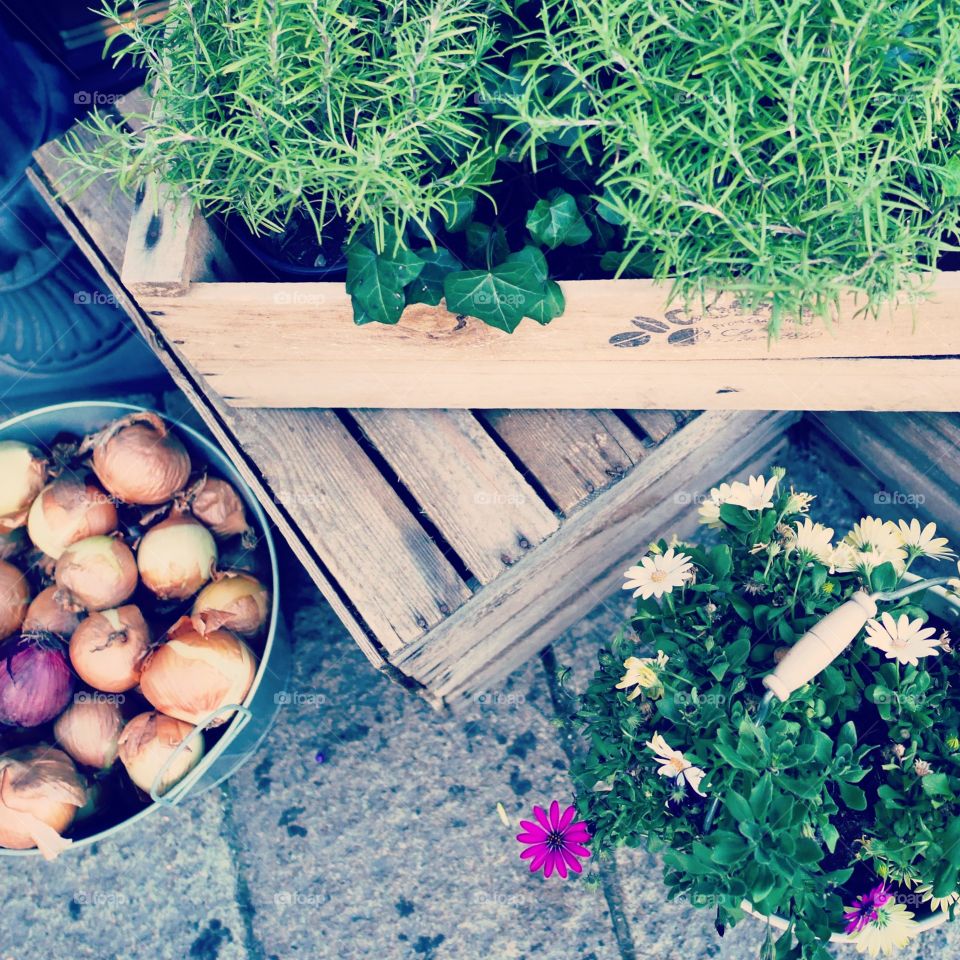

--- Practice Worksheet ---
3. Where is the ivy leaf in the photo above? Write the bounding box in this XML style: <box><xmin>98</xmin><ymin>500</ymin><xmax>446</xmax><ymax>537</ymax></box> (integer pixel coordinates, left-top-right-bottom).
<box><xmin>408</xmin><ymin>247</ymin><xmax>463</xmax><ymax>306</ymax></box>
<box><xmin>346</xmin><ymin>239</ymin><xmax>425</xmax><ymax>325</ymax></box>
<box><xmin>465</xmin><ymin>222</ymin><xmax>509</xmax><ymax>266</ymax></box>
<box><xmin>439</xmin><ymin>192</ymin><xmax>476</xmax><ymax>233</ymax></box>
<box><xmin>523</xmin><ymin>281</ymin><xmax>565</xmax><ymax>325</ymax></box>
<box><xmin>526</xmin><ymin>190</ymin><xmax>592</xmax><ymax>249</ymax></box>
<box><xmin>443</xmin><ymin>261</ymin><xmax>541</xmax><ymax>333</ymax></box>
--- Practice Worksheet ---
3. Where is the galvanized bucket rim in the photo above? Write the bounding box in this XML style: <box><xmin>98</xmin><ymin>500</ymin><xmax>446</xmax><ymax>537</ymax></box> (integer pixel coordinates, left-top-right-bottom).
<box><xmin>0</xmin><ymin>400</ymin><xmax>281</xmax><ymax>856</ymax></box>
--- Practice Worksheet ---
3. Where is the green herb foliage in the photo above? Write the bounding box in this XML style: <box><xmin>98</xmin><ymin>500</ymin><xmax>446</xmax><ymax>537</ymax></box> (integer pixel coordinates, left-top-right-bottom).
<box><xmin>574</xmin><ymin>474</ymin><xmax>960</xmax><ymax>959</ymax></box>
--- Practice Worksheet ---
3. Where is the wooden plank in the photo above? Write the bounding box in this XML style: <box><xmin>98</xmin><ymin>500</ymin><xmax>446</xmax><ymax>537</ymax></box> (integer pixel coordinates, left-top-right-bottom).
<box><xmin>389</xmin><ymin>410</ymin><xmax>800</xmax><ymax>702</ymax></box>
<box><xmin>30</xmin><ymin>140</ymin><xmax>471</xmax><ymax>666</ymax></box>
<box><xmin>348</xmin><ymin>410</ymin><xmax>559</xmax><ymax>584</ymax></box>
<box><xmin>625</xmin><ymin>410</ymin><xmax>684</xmax><ymax>444</ymax></box>
<box><xmin>478</xmin><ymin>409</ymin><xmax>649</xmax><ymax>515</ymax></box>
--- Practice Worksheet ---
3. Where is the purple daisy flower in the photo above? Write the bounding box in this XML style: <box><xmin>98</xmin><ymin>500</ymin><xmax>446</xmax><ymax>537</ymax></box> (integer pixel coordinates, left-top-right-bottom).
<box><xmin>516</xmin><ymin>800</ymin><xmax>591</xmax><ymax>879</ymax></box>
<box><xmin>843</xmin><ymin>882</ymin><xmax>891</xmax><ymax>935</ymax></box>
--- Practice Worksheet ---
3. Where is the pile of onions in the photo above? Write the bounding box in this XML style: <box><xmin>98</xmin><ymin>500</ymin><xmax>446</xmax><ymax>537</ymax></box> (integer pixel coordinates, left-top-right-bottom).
<box><xmin>137</xmin><ymin>514</ymin><xmax>217</xmax><ymax>600</ymax></box>
<box><xmin>192</xmin><ymin>573</ymin><xmax>270</xmax><ymax>638</ymax></box>
<box><xmin>55</xmin><ymin>536</ymin><xmax>138</xmax><ymax>611</ymax></box>
<box><xmin>89</xmin><ymin>412</ymin><xmax>191</xmax><ymax>506</ymax></box>
<box><xmin>189</xmin><ymin>476</ymin><xmax>252</xmax><ymax>540</ymax></box>
<box><xmin>69</xmin><ymin>606</ymin><xmax>150</xmax><ymax>693</ymax></box>
<box><xmin>118</xmin><ymin>712</ymin><xmax>204</xmax><ymax>796</ymax></box>
<box><xmin>27</xmin><ymin>475</ymin><xmax>118</xmax><ymax>560</ymax></box>
<box><xmin>140</xmin><ymin>618</ymin><xmax>256</xmax><ymax>725</ymax></box>
<box><xmin>22</xmin><ymin>586</ymin><xmax>82</xmax><ymax>640</ymax></box>
<box><xmin>0</xmin><ymin>746</ymin><xmax>87</xmax><ymax>860</ymax></box>
<box><xmin>54</xmin><ymin>699</ymin><xmax>124</xmax><ymax>771</ymax></box>
<box><xmin>0</xmin><ymin>441</ymin><xmax>47</xmax><ymax>532</ymax></box>
<box><xmin>0</xmin><ymin>561</ymin><xmax>30</xmax><ymax>641</ymax></box>
<box><xmin>0</xmin><ymin>637</ymin><xmax>75</xmax><ymax>727</ymax></box>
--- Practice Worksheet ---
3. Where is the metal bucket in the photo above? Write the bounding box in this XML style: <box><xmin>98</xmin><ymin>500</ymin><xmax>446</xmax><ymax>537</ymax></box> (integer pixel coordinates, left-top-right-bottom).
<box><xmin>742</xmin><ymin>575</ymin><xmax>960</xmax><ymax>941</ymax></box>
<box><xmin>0</xmin><ymin>401</ymin><xmax>291</xmax><ymax>856</ymax></box>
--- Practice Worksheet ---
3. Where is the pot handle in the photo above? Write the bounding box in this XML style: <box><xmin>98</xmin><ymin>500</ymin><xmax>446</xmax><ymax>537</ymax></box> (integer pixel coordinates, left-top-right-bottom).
<box><xmin>149</xmin><ymin>704</ymin><xmax>253</xmax><ymax>806</ymax></box>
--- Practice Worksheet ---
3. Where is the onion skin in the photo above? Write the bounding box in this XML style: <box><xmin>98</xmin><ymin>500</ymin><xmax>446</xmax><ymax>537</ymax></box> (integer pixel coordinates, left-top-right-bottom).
<box><xmin>22</xmin><ymin>586</ymin><xmax>82</xmax><ymax>640</ymax></box>
<box><xmin>54</xmin><ymin>698</ymin><xmax>125</xmax><ymax>770</ymax></box>
<box><xmin>0</xmin><ymin>561</ymin><xmax>29</xmax><ymax>641</ymax></box>
<box><xmin>91</xmin><ymin>412</ymin><xmax>191</xmax><ymax>506</ymax></box>
<box><xmin>0</xmin><ymin>528</ymin><xmax>26</xmax><ymax>561</ymax></box>
<box><xmin>191</xmin><ymin>573</ymin><xmax>270</xmax><ymax>638</ymax></box>
<box><xmin>0</xmin><ymin>746</ymin><xmax>87</xmax><ymax>860</ymax></box>
<box><xmin>0</xmin><ymin>638</ymin><xmax>75</xmax><ymax>727</ymax></box>
<box><xmin>0</xmin><ymin>441</ymin><xmax>47</xmax><ymax>533</ymax></box>
<box><xmin>27</xmin><ymin>476</ymin><xmax>118</xmax><ymax>560</ymax></box>
<box><xmin>190</xmin><ymin>477</ymin><xmax>250</xmax><ymax>539</ymax></box>
<box><xmin>140</xmin><ymin>617</ymin><xmax>256</xmax><ymax>726</ymax></box>
<box><xmin>69</xmin><ymin>606</ymin><xmax>151</xmax><ymax>693</ymax></box>
<box><xmin>55</xmin><ymin>535</ymin><xmax>138</xmax><ymax>611</ymax></box>
<box><xmin>137</xmin><ymin>515</ymin><xmax>217</xmax><ymax>600</ymax></box>
<box><xmin>117</xmin><ymin>711</ymin><xmax>204</xmax><ymax>795</ymax></box>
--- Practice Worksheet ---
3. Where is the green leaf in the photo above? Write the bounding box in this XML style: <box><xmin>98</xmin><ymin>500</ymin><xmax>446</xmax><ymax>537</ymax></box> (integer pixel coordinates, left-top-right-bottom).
<box><xmin>794</xmin><ymin>837</ymin><xmax>823</xmax><ymax>865</ymax></box>
<box><xmin>465</xmin><ymin>222</ymin><xmax>509</xmax><ymax>266</ymax></box>
<box><xmin>523</xmin><ymin>281</ymin><xmax>565</xmax><ymax>325</ymax></box>
<box><xmin>407</xmin><ymin>247</ymin><xmax>462</xmax><ymax>306</ymax></box>
<box><xmin>526</xmin><ymin>190</ymin><xmax>592</xmax><ymax>249</ymax></box>
<box><xmin>725</xmin><ymin>790</ymin><xmax>754</xmax><ymax>824</ymax></box>
<box><xmin>838</xmin><ymin>781</ymin><xmax>867</xmax><ymax>811</ymax></box>
<box><xmin>821</xmin><ymin>822</ymin><xmax>840</xmax><ymax>854</ymax></box>
<box><xmin>719</xmin><ymin>503</ymin><xmax>755</xmax><ymax>530</ymax></box>
<box><xmin>922</xmin><ymin>772</ymin><xmax>953</xmax><ymax>799</ymax></box>
<box><xmin>750</xmin><ymin>774</ymin><xmax>773</xmax><ymax>819</ymax></box>
<box><xmin>711</xmin><ymin>831</ymin><xmax>748</xmax><ymax>865</ymax></box>
<box><xmin>443</xmin><ymin>261</ymin><xmax>540</xmax><ymax>333</ymax></box>
<box><xmin>869</xmin><ymin>562</ymin><xmax>898</xmax><ymax>595</ymax></box>
<box><xmin>439</xmin><ymin>192</ymin><xmax>475</xmax><ymax>233</ymax></box>
<box><xmin>346</xmin><ymin>239</ymin><xmax>425</xmax><ymax>325</ymax></box>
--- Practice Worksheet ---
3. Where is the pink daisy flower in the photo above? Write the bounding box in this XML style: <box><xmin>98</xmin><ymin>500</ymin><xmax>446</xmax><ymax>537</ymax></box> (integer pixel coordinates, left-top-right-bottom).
<box><xmin>516</xmin><ymin>801</ymin><xmax>591</xmax><ymax>878</ymax></box>
<box><xmin>843</xmin><ymin>882</ymin><xmax>891</xmax><ymax>935</ymax></box>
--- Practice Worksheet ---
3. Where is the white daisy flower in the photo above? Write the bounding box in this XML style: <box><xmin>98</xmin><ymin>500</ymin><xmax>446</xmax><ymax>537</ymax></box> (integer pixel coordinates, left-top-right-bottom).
<box><xmin>623</xmin><ymin>548</ymin><xmax>693</xmax><ymax>600</ymax></box>
<box><xmin>697</xmin><ymin>483</ymin><xmax>732</xmax><ymax>528</ymax></box>
<box><xmin>833</xmin><ymin>518</ymin><xmax>907</xmax><ymax>574</ymax></box>
<box><xmin>791</xmin><ymin>518</ymin><xmax>834</xmax><ymax>564</ymax></box>
<box><xmin>896</xmin><ymin>519</ymin><xmax>954</xmax><ymax>561</ymax></box>
<box><xmin>784</xmin><ymin>489</ymin><xmax>816</xmax><ymax>515</ymax></box>
<box><xmin>615</xmin><ymin>652</ymin><xmax>668</xmax><ymax>701</ymax></box>
<box><xmin>917</xmin><ymin>882</ymin><xmax>960</xmax><ymax>913</ymax></box>
<box><xmin>864</xmin><ymin>612</ymin><xmax>940</xmax><ymax>666</ymax></box>
<box><xmin>725</xmin><ymin>475</ymin><xmax>778</xmax><ymax>511</ymax></box>
<box><xmin>850</xmin><ymin>901</ymin><xmax>918</xmax><ymax>957</ymax></box>
<box><xmin>645</xmin><ymin>732</ymin><xmax>707</xmax><ymax>796</ymax></box>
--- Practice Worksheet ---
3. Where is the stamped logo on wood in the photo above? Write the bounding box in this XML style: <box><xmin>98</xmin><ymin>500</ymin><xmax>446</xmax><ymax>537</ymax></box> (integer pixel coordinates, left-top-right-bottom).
<box><xmin>609</xmin><ymin>301</ymin><xmax>819</xmax><ymax>348</ymax></box>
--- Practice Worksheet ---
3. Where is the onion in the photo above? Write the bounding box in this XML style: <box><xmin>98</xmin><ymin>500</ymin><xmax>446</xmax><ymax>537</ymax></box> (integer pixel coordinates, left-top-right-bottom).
<box><xmin>137</xmin><ymin>515</ymin><xmax>217</xmax><ymax>600</ymax></box>
<box><xmin>69</xmin><ymin>606</ymin><xmax>150</xmax><ymax>693</ymax></box>
<box><xmin>0</xmin><ymin>528</ymin><xmax>26</xmax><ymax>561</ymax></box>
<box><xmin>22</xmin><ymin>586</ymin><xmax>82</xmax><ymax>640</ymax></box>
<box><xmin>0</xmin><ymin>746</ymin><xmax>87</xmax><ymax>860</ymax></box>
<box><xmin>90</xmin><ymin>412</ymin><xmax>191</xmax><ymax>506</ymax></box>
<box><xmin>27</xmin><ymin>476</ymin><xmax>118</xmax><ymax>560</ymax></box>
<box><xmin>191</xmin><ymin>573</ymin><xmax>270</xmax><ymax>638</ymax></box>
<box><xmin>54</xmin><ymin>698</ymin><xmax>124</xmax><ymax>770</ymax></box>
<box><xmin>55</xmin><ymin>535</ymin><xmax>138</xmax><ymax>611</ymax></box>
<box><xmin>140</xmin><ymin>617</ymin><xmax>256</xmax><ymax>725</ymax></box>
<box><xmin>117</xmin><ymin>711</ymin><xmax>204</xmax><ymax>796</ymax></box>
<box><xmin>0</xmin><ymin>441</ymin><xmax>47</xmax><ymax>532</ymax></box>
<box><xmin>0</xmin><ymin>637</ymin><xmax>74</xmax><ymax>727</ymax></box>
<box><xmin>190</xmin><ymin>477</ymin><xmax>251</xmax><ymax>539</ymax></box>
<box><xmin>0</xmin><ymin>561</ymin><xmax>29</xmax><ymax>641</ymax></box>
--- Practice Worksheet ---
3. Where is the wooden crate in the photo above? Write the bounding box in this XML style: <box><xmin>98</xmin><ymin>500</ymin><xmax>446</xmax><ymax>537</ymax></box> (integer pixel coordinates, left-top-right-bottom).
<box><xmin>30</xmin><ymin>126</ymin><xmax>801</xmax><ymax>706</ymax></box>
<box><xmin>103</xmin><ymin>105</ymin><xmax>958</xmax><ymax>412</ymax></box>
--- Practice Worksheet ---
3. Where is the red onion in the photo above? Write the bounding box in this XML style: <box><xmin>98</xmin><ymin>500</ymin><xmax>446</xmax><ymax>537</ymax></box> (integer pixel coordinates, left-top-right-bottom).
<box><xmin>55</xmin><ymin>535</ymin><xmax>138</xmax><ymax>611</ymax></box>
<box><xmin>27</xmin><ymin>476</ymin><xmax>118</xmax><ymax>560</ymax></box>
<box><xmin>89</xmin><ymin>412</ymin><xmax>191</xmax><ymax>506</ymax></box>
<box><xmin>22</xmin><ymin>586</ymin><xmax>82</xmax><ymax>640</ymax></box>
<box><xmin>137</xmin><ymin>514</ymin><xmax>217</xmax><ymax>600</ymax></box>
<box><xmin>0</xmin><ymin>441</ymin><xmax>47</xmax><ymax>532</ymax></box>
<box><xmin>0</xmin><ymin>637</ymin><xmax>75</xmax><ymax>727</ymax></box>
<box><xmin>0</xmin><ymin>561</ymin><xmax>30</xmax><ymax>642</ymax></box>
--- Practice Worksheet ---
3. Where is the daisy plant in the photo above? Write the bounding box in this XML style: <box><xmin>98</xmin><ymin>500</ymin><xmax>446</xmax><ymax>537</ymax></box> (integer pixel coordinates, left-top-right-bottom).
<box><xmin>572</xmin><ymin>471</ymin><xmax>960</xmax><ymax>960</ymax></box>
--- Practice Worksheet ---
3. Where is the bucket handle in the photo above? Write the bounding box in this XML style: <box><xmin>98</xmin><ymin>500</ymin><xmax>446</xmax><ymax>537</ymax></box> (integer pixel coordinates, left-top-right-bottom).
<box><xmin>150</xmin><ymin>704</ymin><xmax>253</xmax><ymax>806</ymax></box>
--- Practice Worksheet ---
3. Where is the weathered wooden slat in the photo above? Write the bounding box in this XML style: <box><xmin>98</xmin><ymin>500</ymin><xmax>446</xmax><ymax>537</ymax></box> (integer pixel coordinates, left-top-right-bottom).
<box><xmin>348</xmin><ymin>409</ymin><xmax>560</xmax><ymax>584</ymax></box>
<box><xmin>31</xmin><ymin>137</ymin><xmax>471</xmax><ymax>664</ymax></box>
<box><xmin>478</xmin><ymin>409</ymin><xmax>649</xmax><ymax>515</ymax></box>
<box><xmin>625</xmin><ymin>410</ymin><xmax>685</xmax><ymax>444</ymax></box>
<box><xmin>390</xmin><ymin>410</ymin><xmax>800</xmax><ymax>702</ymax></box>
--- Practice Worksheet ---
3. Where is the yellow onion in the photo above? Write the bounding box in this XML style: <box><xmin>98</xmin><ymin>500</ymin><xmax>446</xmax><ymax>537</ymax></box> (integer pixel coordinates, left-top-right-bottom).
<box><xmin>54</xmin><ymin>698</ymin><xmax>125</xmax><ymax>770</ymax></box>
<box><xmin>27</xmin><ymin>476</ymin><xmax>118</xmax><ymax>560</ymax></box>
<box><xmin>0</xmin><ymin>441</ymin><xmax>47</xmax><ymax>532</ymax></box>
<box><xmin>0</xmin><ymin>746</ymin><xmax>86</xmax><ymax>860</ymax></box>
<box><xmin>191</xmin><ymin>573</ymin><xmax>270</xmax><ymax>638</ymax></box>
<box><xmin>55</xmin><ymin>535</ymin><xmax>138</xmax><ymax>611</ymax></box>
<box><xmin>0</xmin><ymin>528</ymin><xmax>26</xmax><ymax>561</ymax></box>
<box><xmin>137</xmin><ymin>514</ymin><xmax>217</xmax><ymax>600</ymax></box>
<box><xmin>69</xmin><ymin>605</ymin><xmax>150</xmax><ymax>693</ymax></box>
<box><xmin>190</xmin><ymin>476</ymin><xmax>251</xmax><ymax>539</ymax></box>
<box><xmin>0</xmin><ymin>561</ymin><xmax>30</xmax><ymax>641</ymax></box>
<box><xmin>90</xmin><ymin>412</ymin><xmax>191</xmax><ymax>506</ymax></box>
<box><xmin>117</xmin><ymin>711</ymin><xmax>204</xmax><ymax>796</ymax></box>
<box><xmin>140</xmin><ymin>617</ymin><xmax>256</xmax><ymax>725</ymax></box>
<box><xmin>22</xmin><ymin>586</ymin><xmax>82</xmax><ymax>639</ymax></box>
